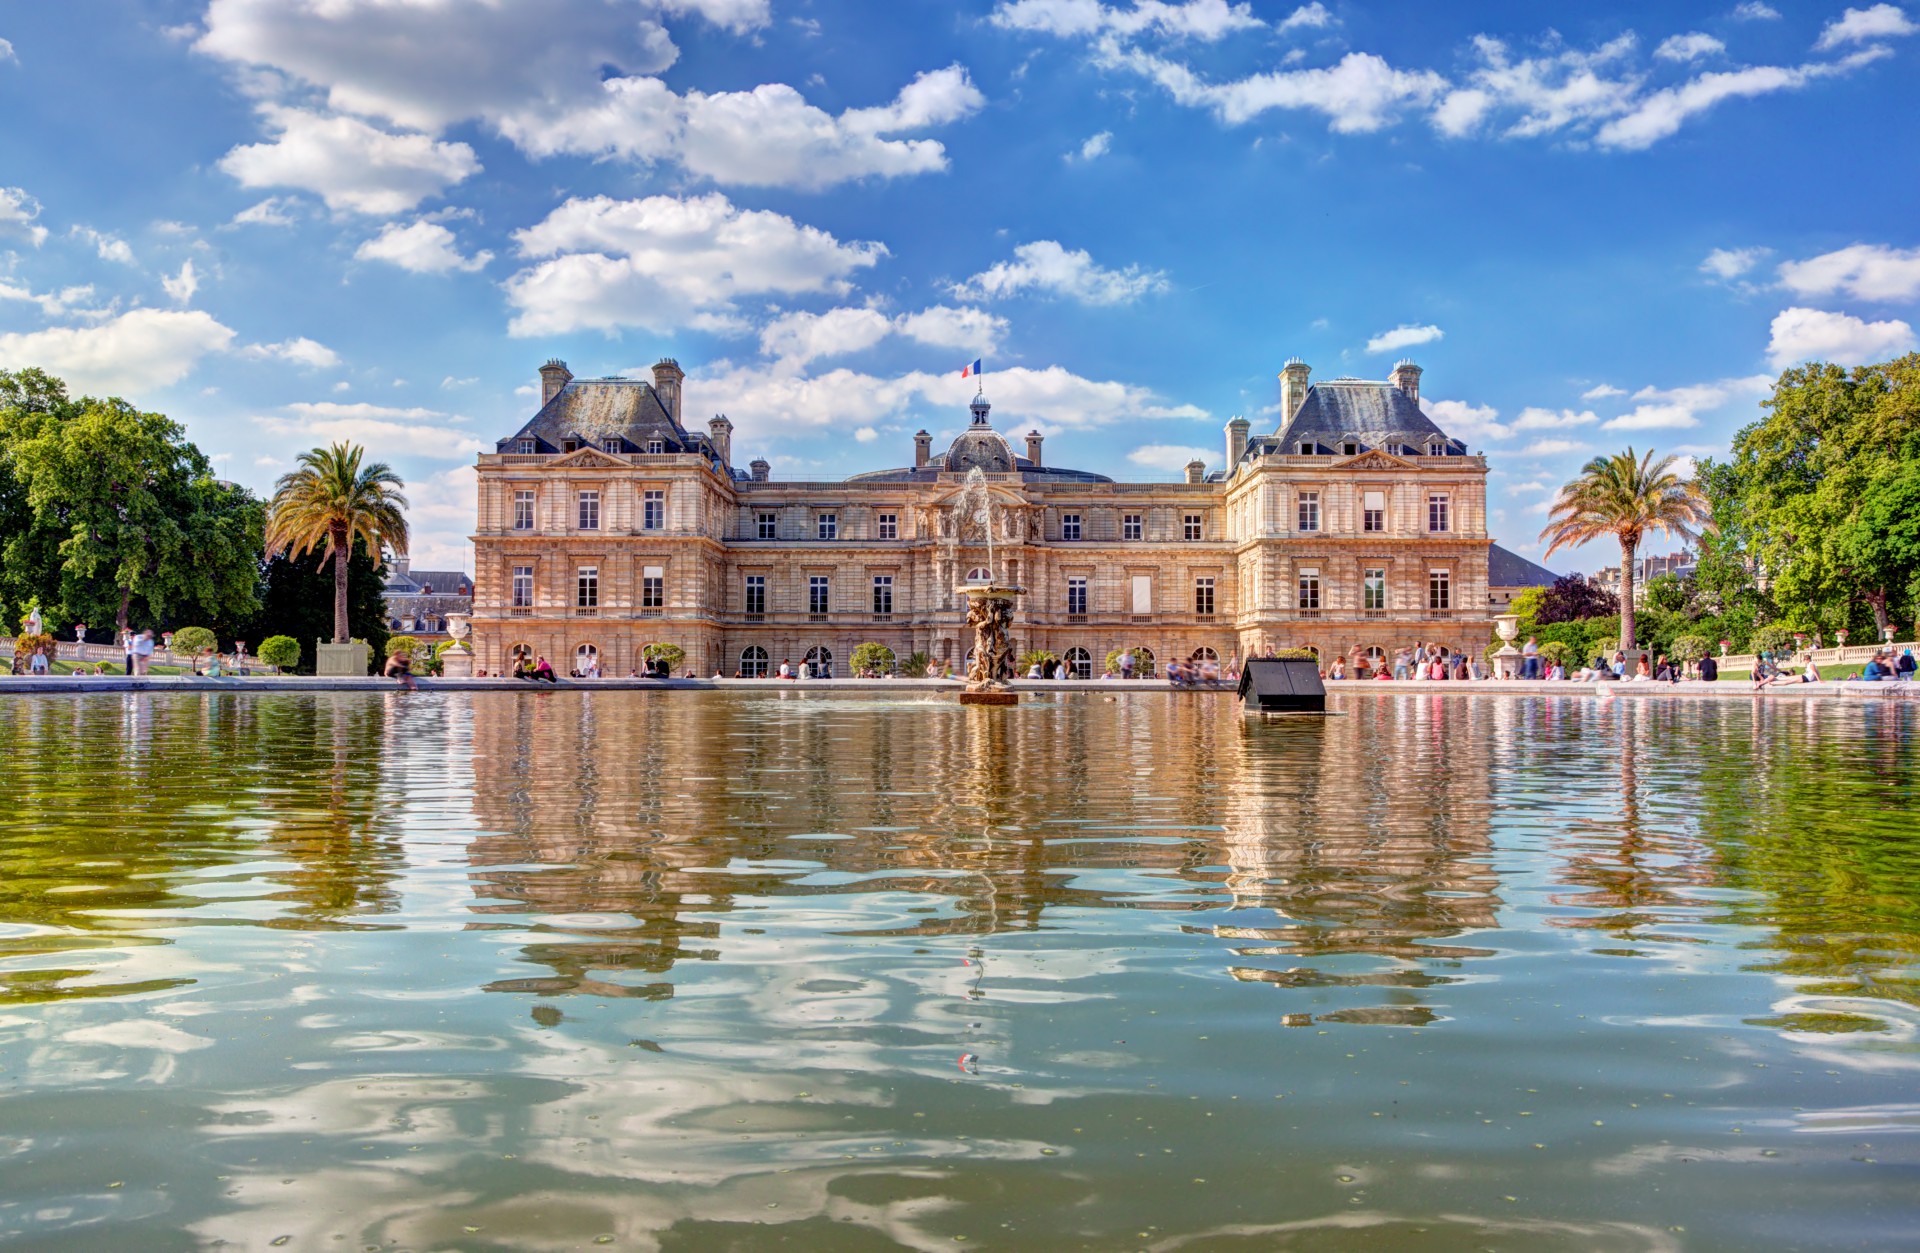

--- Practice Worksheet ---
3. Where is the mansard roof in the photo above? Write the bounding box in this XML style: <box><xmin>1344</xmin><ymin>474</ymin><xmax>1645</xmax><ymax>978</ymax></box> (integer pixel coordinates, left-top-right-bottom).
<box><xmin>1261</xmin><ymin>378</ymin><xmax>1465</xmax><ymax>458</ymax></box>
<box><xmin>1488</xmin><ymin>544</ymin><xmax>1561</xmax><ymax>589</ymax></box>
<box><xmin>386</xmin><ymin>569</ymin><xmax>472</xmax><ymax>596</ymax></box>
<box><xmin>497</xmin><ymin>377</ymin><xmax>704</xmax><ymax>456</ymax></box>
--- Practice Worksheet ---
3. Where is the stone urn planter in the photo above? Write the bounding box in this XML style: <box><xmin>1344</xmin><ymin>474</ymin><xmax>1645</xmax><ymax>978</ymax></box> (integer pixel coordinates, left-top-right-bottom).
<box><xmin>439</xmin><ymin>613</ymin><xmax>474</xmax><ymax>678</ymax></box>
<box><xmin>1491</xmin><ymin>611</ymin><xmax>1523</xmax><ymax>679</ymax></box>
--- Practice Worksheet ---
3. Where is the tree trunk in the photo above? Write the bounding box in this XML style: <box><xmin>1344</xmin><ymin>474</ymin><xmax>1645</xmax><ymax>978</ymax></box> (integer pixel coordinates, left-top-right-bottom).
<box><xmin>1868</xmin><ymin>589</ymin><xmax>1889</xmax><ymax>638</ymax></box>
<box><xmin>1619</xmin><ymin>537</ymin><xmax>1638</xmax><ymax>652</ymax></box>
<box><xmin>116</xmin><ymin>586</ymin><xmax>130</xmax><ymax>637</ymax></box>
<box><xmin>332</xmin><ymin>530</ymin><xmax>350</xmax><ymax>644</ymax></box>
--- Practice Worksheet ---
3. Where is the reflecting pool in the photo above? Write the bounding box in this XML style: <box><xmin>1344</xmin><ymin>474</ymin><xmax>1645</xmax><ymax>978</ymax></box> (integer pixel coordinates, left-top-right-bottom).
<box><xmin>1</xmin><ymin>690</ymin><xmax>1917</xmax><ymax>1250</ymax></box>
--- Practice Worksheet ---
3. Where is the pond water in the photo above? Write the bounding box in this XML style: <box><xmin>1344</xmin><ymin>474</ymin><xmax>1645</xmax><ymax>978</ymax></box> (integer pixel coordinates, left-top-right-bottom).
<box><xmin>0</xmin><ymin>690</ymin><xmax>1916</xmax><ymax>1251</ymax></box>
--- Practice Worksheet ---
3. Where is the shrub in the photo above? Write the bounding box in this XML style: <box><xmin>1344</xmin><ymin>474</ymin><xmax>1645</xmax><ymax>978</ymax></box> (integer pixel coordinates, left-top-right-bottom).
<box><xmin>1017</xmin><ymin>648</ymin><xmax>1059</xmax><ymax>674</ymax></box>
<box><xmin>1269</xmin><ymin>647</ymin><xmax>1318</xmax><ymax>661</ymax></box>
<box><xmin>1749</xmin><ymin>624</ymin><xmax>1797</xmax><ymax>658</ymax></box>
<box><xmin>257</xmin><ymin>635</ymin><xmax>301</xmax><ymax>671</ymax></box>
<box><xmin>851</xmin><ymin>642</ymin><xmax>896</xmax><ymax>675</ymax></box>
<box><xmin>1539</xmin><ymin>641</ymin><xmax>1574</xmax><ymax>666</ymax></box>
<box><xmin>902</xmin><ymin>650</ymin><xmax>933</xmax><ymax>678</ymax></box>
<box><xmin>14</xmin><ymin>631</ymin><xmax>55</xmax><ymax>662</ymax></box>
<box><xmin>1105</xmin><ymin>647</ymin><xmax>1156</xmax><ymax>674</ymax></box>
<box><xmin>384</xmin><ymin>634</ymin><xmax>424</xmax><ymax>659</ymax></box>
<box><xmin>643</xmin><ymin>642</ymin><xmax>685</xmax><ymax>673</ymax></box>
<box><xmin>1669</xmin><ymin>633</ymin><xmax>1711</xmax><ymax>665</ymax></box>
<box><xmin>170</xmin><ymin>626</ymin><xmax>217</xmax><ymax>655</ymax></box>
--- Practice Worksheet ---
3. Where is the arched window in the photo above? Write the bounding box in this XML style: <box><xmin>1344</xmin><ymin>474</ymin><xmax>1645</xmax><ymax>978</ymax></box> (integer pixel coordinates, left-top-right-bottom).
<box><xmin>1362</xmin><ymin>645</ymin><xmax>1386</xmax><ymax>660</ymax></box>
<box><xmin>804</xmin><ymin>646</ymin><xmax>834</xmax><ymax>678</ymax></box>
<box><xmin>1132</xmin><ymin>646</ymin><xmax>1156</xmax><ymax>677</ymax></box>
<box><xmin>964</xmin><ymin>566</ymin><xmax>991</xmax><ymax>583</ymax></box>
<box><xmin>1189</xmin><ymin>646</ymin><xmax>1219</xmax><ymax>663</ymax></box>
<box><xmin>509</xmin><ymin>643</ymin><xmax>533</xmax><ymax>670</ymax></box>
<box><xmin>574</xmin><ymin>643</ymin><xmax>599</xmax><ymax>674</ymax></box>
<box><xmin>1065</xmin><ymin>646</ymin><xmax>1092</xmax><ymax>680</ymax></box>
<box><xmin>740</xmin><ymin>646</ymin><xmax>768</xmax><ymax>678</ymax></box>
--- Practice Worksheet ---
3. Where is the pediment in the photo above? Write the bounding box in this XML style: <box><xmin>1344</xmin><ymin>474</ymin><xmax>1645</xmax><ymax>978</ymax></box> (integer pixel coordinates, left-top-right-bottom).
<box><xmin>1333</xmin><ymin>449</ymin><xmax>1418</xmax><ymax>471</ymax></box>
<box><xmin>550</xmin><ymin>447</ymin><xmax>627</xmax><ymax>469</ymax></box>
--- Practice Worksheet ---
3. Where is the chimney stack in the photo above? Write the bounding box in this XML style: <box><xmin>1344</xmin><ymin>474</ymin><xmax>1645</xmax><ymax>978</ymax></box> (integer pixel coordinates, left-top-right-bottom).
<box><xmin>651</xmin><ymin>357</ymin><xmax>685</xmax><ymax>424</ymax></box>
<box><xmin>1185</xmin><ymin>459</ymin><xmax>1206</xmax><ymax>484</ymax></box>
<box><xmin>708</xmin><ymin>415</ymin><xmax>733</xmax><ymax>466</ymax></box>
<box><xmin>1025</xmin><ymin>430</ymin><xmax>1044</xmax><ymax>467</ymax></box>
<box><xmin>913</xmin><ymin>430</ymin><xmax>933</xmax><ymax>469</ymax></box>
<box><xmin>538</xmin><ymin>358</ymin><xmax>572</xmax><ymax>406</ymax></box>
<box><xmin>1278</xmin><ymin>359</ymin><xmax>1310</xmax><ymax>425</ymax></box>
<box><xmin>1389</xmin><ymin>359</ymin><xmax>1422</xmax><ymax>404</ymax></box>
<box><xmin>1225</xmin><ymin>414</ymin><xmax>1250</xmax><ymax>471</ymax></box>
<box><xmin>749</xmin><ymin>458</ymin><xmax>770</xmax><ymax>482</ymax></box>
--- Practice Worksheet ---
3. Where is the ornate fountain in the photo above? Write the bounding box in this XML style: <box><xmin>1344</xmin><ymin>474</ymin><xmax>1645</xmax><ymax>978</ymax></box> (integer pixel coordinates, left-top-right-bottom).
<box><xmin>953</xmin><ymin>467</ymin><xmax>1024</xmax><ymax>706</ymax></box>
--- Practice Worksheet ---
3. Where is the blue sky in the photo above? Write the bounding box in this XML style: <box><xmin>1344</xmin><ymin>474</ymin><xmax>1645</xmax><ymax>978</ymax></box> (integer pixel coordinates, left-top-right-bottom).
<box><xmin>3</xmin><ymin>0</ymin><xmax>1918</xmax><ymax>572</ymax></box>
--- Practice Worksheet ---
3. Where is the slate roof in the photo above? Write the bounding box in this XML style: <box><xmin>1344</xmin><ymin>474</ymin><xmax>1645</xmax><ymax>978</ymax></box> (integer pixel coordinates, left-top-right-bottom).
<box><xmin>387</xmin><ymin>570</ymin><xmax>473</xmax><ymax>596</ymax></box>
<box><xmin>844</xmin><ymin>458</ymin><xmax>1114</xmax><ymax>484</ymax></box>
<box><xmin>1253</xmin><ymin>379</ymin><xmax>1466</xmax><ymax>459</ymax></box>
<box><xmin>1487</xmin><ymin>544</ymin><xmax>1561</xmax><ymax>589</ymax></box>
<box><xmin>497</xmin><ymin>377</ymin><xmax>715</xmax><ymax>459</ymax></box>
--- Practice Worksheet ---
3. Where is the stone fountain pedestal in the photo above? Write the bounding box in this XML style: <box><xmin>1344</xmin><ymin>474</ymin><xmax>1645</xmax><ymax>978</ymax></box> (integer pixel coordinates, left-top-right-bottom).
<box><xmin>957</xmin><ymin>585</ymin><xmax>1024</xmax><ymax>706</ymax></box>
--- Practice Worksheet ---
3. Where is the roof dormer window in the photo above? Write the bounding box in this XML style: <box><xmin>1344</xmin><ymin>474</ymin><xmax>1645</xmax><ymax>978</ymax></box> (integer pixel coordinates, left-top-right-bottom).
<box><xmin>1298</xmin><ymin>442</ymin><xmax>1314</xmax><ymax>455</ymax></box>
<box><xmin>602</xmin><ymin>439</ymin><xmax>620</xmax><ymax>454</ymax></box>
<box><xmin>562</xmin><ymin>439</ymin><xmax>579</xmax><ymax>453</ymax></box>
<box><xmin>516</xmin><ymin>439</ymin><xmax>535</xmax><ymax>455</ymax></box>
<box><xmin>648</xmin><ymin>439</ymin><xmax>665</xmax><ymax>454</ymax></box>
<box><xmin>1428</xmin><ymin>442</ymin><xmax>1444</xmax><ymax>456</ymax></box>
<box><xmin>1342</xmin><ymin>442</ymin><xmax>1359</xmax><ymax>456</ymax></box>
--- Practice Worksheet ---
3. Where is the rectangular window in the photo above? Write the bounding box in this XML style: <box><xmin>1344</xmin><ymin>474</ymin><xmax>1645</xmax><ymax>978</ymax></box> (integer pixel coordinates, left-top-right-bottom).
<box><xmin>872</xmin><ymin>575</ymin><xmax>894</xmax><ymax>615</ymax></box>
<box><xmin>817</xmin><ymin>513</ymin><xmax>838</xmax><ymax>541</ymax></box>
<box><xmin>1364</xmin><ymin>567</ymin><xmax>1387</xmax><ymax>611</ymax></box>
<box><xmin>1342</xmin><ymin>442</ymin><xmax>1359</xmax><ymax>456</ymax></box>
<box><xmin>511</xmin><ymin>565</ymin><xmax>533</xmax><ymax>608</ymax></box>
<box><xmin>1195</xmin><ymin>577</ymin><xmax>1215</xmax><ymax>617</ymax></box>
<box><xmin>1122</xmin><ymin>513</ymin><xmax>1142</xmax><ymax>541</ymax></box>
<box><xmin>878</xmin><ymin>512</ymin><xmax>898</xmax><ymax>540</ymax></box>
<box><xmin>1297</xmin><ymin>569</ymin><xmax>1321</xmax><ymax>613</ymax></box>
<box><xmin>648</xmin><ymin>439</ymin><xmax>665</xmax><ymax>455</ymax></box>
<box><xmin>1066</xmin><ymin>576</ymin><xmax>1088</xmax><ymax>616</ymax></box>
<box><xmin>1299</xmin><ymin>441</ymin><xmax>1315</xmax><ymax>456</ymax></box>
<box><xmin>1297</xmin><ymin>492</ymin><xmax>1320</xmax><ymax>533</ymax></box>
<box><xmin>513</xmin><ymin>490</ymin><xmax>534</xmax><ymax>531</ymax></box>
<box><xmin>1131</xmin><ymin>574</ymin><xmax>1152</xmax><ymax>614</ymax></box>
<box><xmin>809</xmin><ymin>575</ymin><xmax>830</xmax><ymax>615</ymax></box>
<box><xmin>577</xmin><ymin>490</ymin><xmax>600</xmax><ymax>530</ymax></box>
<box><xmin>756</xmin><ymin>511</ymin><xmax>777</xmax><ymax>540</ymax></box>
<box><xmin>1429</xmin><ymin>570</ymin><xmax>1451</xmax><ymax>611</ymax></box>
<box><xmin>1428</xmin><ymin>494</ymin><xmax>1451</xmax><ymax>533</ymax></box>
<box><xmin>643</xmin><ymin>489</ymin><xmax>665</xmax><ymax>530</ymax></box>
<box><xmin>1363</xmin><ymin>490</ymin><xmax>1385</xmax><ymax>533</ymax></box>
<box><xmin>602</xmin><ymin>438</ymin><xmax>620</xmax><ymax>454</ymax></box>
<box><xmin>576</xmin><ymin>566</ymin><xmax>599</xmax><ymax>609</ymax></box>
<box><xmin>1183</xmin><ymin>514</ymin><xmax>1203</xmax><ymax>541</ymax></box>
<box><xmin>744</xmin><ymin>574</ymin><xmax>765</xmax><ymax>616</ymax></box>
<box><xmin>1062</xmin><ymin>513</ymin><xmax>1082</xmax><ymax>541</ymax></box>
<box><xmin>516</xmin><ymin>438</ymin><xmax>535</xmax><ymax>454</ymax></box>
<box><xmin>641</xmin><ymin>566</ymin><xmax>664</xmax><ymax>611</ymax></box>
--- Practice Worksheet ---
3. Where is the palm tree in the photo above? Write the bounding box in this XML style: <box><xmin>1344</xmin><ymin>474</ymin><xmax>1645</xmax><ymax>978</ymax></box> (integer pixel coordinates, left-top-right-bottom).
<box><xmin>265</xmin><ymin>443</ymin><xmax>409</xmax><ymax>644</ymax></box>
<box><xmin>1540</xmin><ymin>448</ymin><xmax>1708</xmax><ymax>653</ymax></box>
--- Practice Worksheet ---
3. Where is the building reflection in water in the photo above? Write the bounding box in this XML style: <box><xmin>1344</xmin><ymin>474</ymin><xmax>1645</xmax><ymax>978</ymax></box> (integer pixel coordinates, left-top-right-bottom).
<box><xmin>463</xmin><ymin>689</ymin><xmax>1507</xmax><ymax>1027</ymax></box>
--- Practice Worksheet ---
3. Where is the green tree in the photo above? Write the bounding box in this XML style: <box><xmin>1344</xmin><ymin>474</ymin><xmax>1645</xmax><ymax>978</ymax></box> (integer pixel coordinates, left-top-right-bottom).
<box><xmin>170</xmin><ymin>626</ymin><xmax>217</xmax><ymax>656</ymax></box>
<box><xmin>265</xmin><ymin>443</ymin><xmax>409</xmax><ymax>645</ymax></box>
<box><xmin>1643</xmin><ymin>572</ymin><xmax>1691</xmax><ymax>615</ymax></box>
<box><xmin>1541</xmin><ymin>448</ymin><xmax>1709</xmax><ymax>652</ymax></box>
<box><xmin>384</xmin><ymin>634</ymin><xmax>423</xmax><ymax>660</ymax></box>
<box><xmin>0</xmin><ymin>371</ymin><xmax>264</xmax><ymax>635</ymax></box>
<box><xmin>851</xmin><ymin>642</ymin><xmax>896</xmax><ymax>675</ymax></box>
<box><xmin>257</xmin><ymin>635</ymin><xmax>301</xmax><ymax>672</ymax></box>
<box><xmin>643</xmin><ymin>642</ymin><xmax>685</xmax><ymax>673</ymax></box>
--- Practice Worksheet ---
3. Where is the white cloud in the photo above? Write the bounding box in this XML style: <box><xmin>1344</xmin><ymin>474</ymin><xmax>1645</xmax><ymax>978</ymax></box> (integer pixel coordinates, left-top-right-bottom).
<box><xmin>1815</xmin><ymin>4</ymin><xmax>1917</xmax><ymax>50</ymax></box>
<box><xmin>355</xmin><ymin>220</ymin><xmax>493</xmax><ymax>274</ymax></box>
<box><xmin>0</xmin><ymin>37</ymin><xmax>15</xmax><ymax>62</ymax></box>
<box><xmin>1068</xmin><ymin>130</ymin><xmax>1113</xmax><ymax>161</ymax></box>
<box><xmin>161</xmin><ymin>259</ymin><xmax>199</xmax><ymax>304</ymax></box>
<box><xmin>241</xmin><ymin>337</ymin><xmax>341</xmax><ymax>369</ymax></box>
<box><xmin>1110</xmin><ymin>43</ymin><xmax>1448</xmax><ymax>134</ymax></box>
<box><xmin>1777</xmin><ymin>243</ymin><xmax>1920</xmax><ymax>301</ymax></box>
<box><xmin>1601</xmin><ymin>404</ymin><xmax>1697</xmax><ymax>431</ymax></box>
<box><xmin>0</xmin><ymin>279</ymin><xmax>104</xmax><ymax>320</ymax></box>
<box><xmin>389</xmin><ymin>463</ymin><xmax>478</xmax><ymax>569</ymax></box>
<box><xmin>759</xmin><ymin>307</ymin><xmax>893</xmax><ymax>366</ymax></box>
<box><xmin>231</xmin><ymin>196</ymin><xmax>300</xmax><ymax>227</ymax></box>
<box><xmin>1655</xmin><ymin>32</ymin><xmax>1725</xmax><ymax>62</ymax></box>
<box><xmin>258</xmin><ymin>402</ymin><xmax>487</xmax><ymax>459</ymax></box>
<box><xmin>217</xmin><ymin>107</ymin><xmax>479</xmax><ymax>215</ymax></box>
<box><xmin>74</xmin><ymin>227</ymin><xmax>135</xmax><ymax>265</ymax></box>
<box><xmin>505</xmin><ymin>192</ymin><xmax>885</xmax><ymax>337</ymax></box>
<box><xmin>1580</xmin><ymin>383</ymin><xmax>1626</xmax><ymax>399</ymax></box>
<box><xmin>954</xmin><ymin>240</ymin><xmax>1168</xmax><ymax>306</ymax></box>
<box><xmin>1701</xmin><ymin>245</ymin><xmax>1769</xmax><ymax>280</ymax></box>
<box><xmin>0</xmin><ymin>186</ymin><xmax>48</xmax><ymax>246</ymax></box>
<box><xmin>1127</xmin><ymin>443</ymin><xmax>1213</xmax><ymax>471</ymax></box>
<box><xmin>1766</xmin><ymin>306</ymin><xmax>1917</xmax><ymax>368</ymax></box>
<box><xmin>1431</xmin><ymin>35</ymin><xmax>1642</xmax><ymax>140</ymax></box>
<box><xmin>0</xmin><ymin>309</ymin><xmax>236</xmax><ymax>395</ymax></box>
<box><xmin>1422</xmin><ymin>398</ymin><xmax>1508</xmax><ymax>441</ymax></box>
<box><xmin>1513</xmin><ymin>407</ymin><xmax>1598</xmax><ymax>430</ymax></box>
<box><xmin>990</xmin><ymin>0</ymin><xmax>1264</xmax><ymax>42</ymax></box>
<box><xmin>1594</xmin><ymin>51</ymin><xmax>1886</xmax><ymax>150</ymax></box>
<box><xmin>1277</xmin><ymin>3</ymin><xmax>1335</xmax><ymax>32</ymax></box>
<box><xmin>1365</xmin><ymin>323</ymin><xmax>1443</xmax><ymax>353</ymax></box>
<box><xmin>1732</xmin><ymin>3</ymin><xmax>1781</xmax><ymax>19</ymax></box>
<box><xmin>895</xmin><ymin>305</ymin><xmax>1009</xmax><ymax>353</ymax></box>
<box><xmin>1520</xmin><ymin>438</ymin><xmax>1591</xmax><ymax>455</ymax></box>
<box><xmin>505</xmin><ymin>66</ymin><xmax>983</xmax><ymax>191</ymax></box>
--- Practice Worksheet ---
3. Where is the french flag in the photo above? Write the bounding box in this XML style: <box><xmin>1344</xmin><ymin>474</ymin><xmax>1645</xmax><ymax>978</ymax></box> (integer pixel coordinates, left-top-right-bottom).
<box><xmin>960</xmin><ymin>358</ymin><xmax>982</xmax><ymax>379</ymax></box>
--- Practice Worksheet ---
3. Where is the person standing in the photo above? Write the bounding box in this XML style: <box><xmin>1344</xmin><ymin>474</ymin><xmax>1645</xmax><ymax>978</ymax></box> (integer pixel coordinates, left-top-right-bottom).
<box><xmin>121</xmin><ymin>628</ymin><xmax>135</xmax><ymax>676</ymax></box>
<box><xmin>131</xmin><ymin>629</ymin><xmax>156</xmax><ymax>676</ymax></box>
<box><xmin>1120</xmin><ymin>650</ymin><xmax>1135</xmax><ymax>680</ymax></box>
<box><xmin>1521</xmin><ymin>636</ymin><xmax>1540</xmax><ymax>680</ymax></box>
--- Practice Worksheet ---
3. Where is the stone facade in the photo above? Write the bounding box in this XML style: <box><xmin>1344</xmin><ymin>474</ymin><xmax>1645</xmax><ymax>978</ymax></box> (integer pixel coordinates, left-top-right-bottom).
<box><xmin>469</xmin><ymin>358</ymin><xmax>1496</xmax><ymax>677</ymax></box>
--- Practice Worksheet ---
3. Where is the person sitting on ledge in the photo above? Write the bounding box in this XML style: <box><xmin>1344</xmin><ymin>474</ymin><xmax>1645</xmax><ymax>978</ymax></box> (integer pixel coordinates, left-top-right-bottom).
<box><xmin>1861</xmin><ymin>652</ymin><xmax>1892</xmax><ymax>681</ymax></box>
<box><xmin>1698</xmin><ymin>655</ymin><xmax>1718</xmax><ymax>682</ymax></box>
<box><xmin>1757</xmin><ymin>655</ymin><xmax>1820</xmax><ymax>688</ymax></box>
<box><xmin>1374</xmin><ymin>663</ymin><xmax>1394</xmax><ymax>679</ymax></box>
<box><xmin>778</xmin><ymin>658</ymin><xmax>793</xmax><ymax>679</ymax></box>
<box><xmin>1328</xmin><ymin>657</ymin><xmax>1347</xmax><ymax>681</ymax></box>
<box><xmin>384</xmin><ymin>648</ymin><xmax>417</xmax><ymax>692</ymax></box>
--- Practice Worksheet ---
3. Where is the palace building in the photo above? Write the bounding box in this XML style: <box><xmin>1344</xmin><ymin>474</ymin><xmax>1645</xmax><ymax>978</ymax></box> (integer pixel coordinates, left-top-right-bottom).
<box><xmin>468</xmin><ymin>356</ymin><xmax>1513</xmax><ymax>678</ymax></box>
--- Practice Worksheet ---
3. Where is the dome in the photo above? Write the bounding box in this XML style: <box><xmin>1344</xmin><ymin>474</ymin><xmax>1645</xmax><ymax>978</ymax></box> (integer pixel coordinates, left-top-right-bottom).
<box><xmin>945</xmin><ymin>427</ymin><xmax>1016</xmax><ymax>473</ymax></box>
